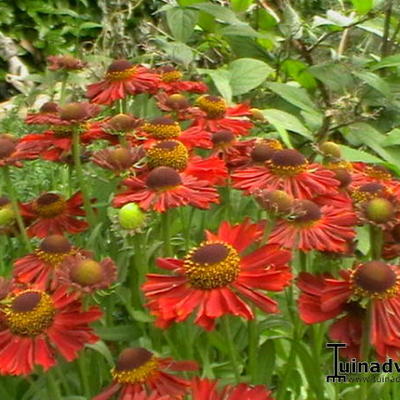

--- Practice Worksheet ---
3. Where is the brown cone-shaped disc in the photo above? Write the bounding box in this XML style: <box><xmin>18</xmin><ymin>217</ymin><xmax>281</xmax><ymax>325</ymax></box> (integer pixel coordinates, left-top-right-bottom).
<box><xmin>212</xmin><ymin>130</ymin><xmax>235</xmax><ymax>146</ymax></box>
<box><xmin>40</xmin><ymin>102</ymin><xmax>59</xmax><ymax>113</ymax></box>
<box><xmin>0</xmin><ymin>139</ymin><xmax>16</xmax><ymax>158</ymax></box>
<box><xmin>271</xmin><ymin>149</ymin><xmax>306</xmax><ymax>167</ymax></box>
<box><xmin>251</xmin><ymin>144</ymin><xmax>276</xmax><ymax>163</ymax></box>
<box><xmin>40</xmin><ymin>235</ymin><xmax>72</xmax><ymax>254</ymax></box>
<box><xmin>354</xmin><ymin>261</ymin><xmax>397</xmax><ymax>293</ymax></box>
<box><xmin>37</xmin><ymin>193</ymin><xmax>62</xmax><ymax>206</ymax></box>
<box><xmin>12</xmin><ymin>292</ymin><xmax>41</xmax><ymax>312</ymax></box>
<box><xmin>293</xmin><ymin>200</ymin><xmax>322</xmax><ymax>223</ymax></box>
<box><xmin>107</xmin><ymin>60</ymin><xmax>133</xmax><ymax>73</ymax></box>
<box><xmin>116</xmin><ymin>348</ymin><xmax>153</xmax><ymax>371</ymax></box>
<box><xmin>146</xmin><ymin>167</ymin><xmax>182</xmax><ymax>189</ymax></box>
<box><xmin>191</xmin><ymin>243</ymin><xmax>229</xmax><ymax>265</ymax></box>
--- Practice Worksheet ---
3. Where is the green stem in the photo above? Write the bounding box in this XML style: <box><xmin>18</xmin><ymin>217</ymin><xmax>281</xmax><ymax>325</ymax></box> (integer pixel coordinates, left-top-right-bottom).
<box><xmin>360</xmin><ymin>302</ymin><xmax>372</xmax><ymax>361</ymax></box>
<box><xmin>370</xmin><ymin>225</ymin><xmax>383</xmax><ymax>260</ymax></box>
<box><xmin>247</xmin><ymin>311</ymin><xmax>259</xmax><ymax>383</ymax></box>
<box><xmin>72</xmin><ymin>128</ymin><xmax>96</xmax><ymax>227</ymax></box>
<box><xmin>261</xmin><ymin>213</ymin><xmax>275</xmax><ymax>244</ymax></box>
<box><xmin>46</xmin><ymin>369</ymin><xmax>62</xmax><ymax>400</ymax></box>
<box><xmin>128</xmin><ymin>234</ymin><xmax>146</xmax><ymax>308</ymax></box>
<box><xmin>2</xmin><ymin>167</ymin><xmax>32</xmax><ymax>252</ymax></box>
<box><xmin>59</xmin><ymin>74</ymin><xmax>68</xmax><ymax>105</ymax></box>
<box><xmin>161</xmin><ymin>211</ymin><xmax>172</xmax><ymax>257</ymax></box>
<box><xmin>221</xmin><ymin>316</ymin><xmax>240</xmax><ymax>382</ymax></box>
<box><xmin>77</xmin><ymin>351</ymin><xmax>91</xmax><ymax>399</ymax></box>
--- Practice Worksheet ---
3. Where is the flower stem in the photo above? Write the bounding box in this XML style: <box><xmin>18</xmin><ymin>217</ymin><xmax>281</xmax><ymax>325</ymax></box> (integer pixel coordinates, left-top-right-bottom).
<box><xmin>2</xmin><ymin>166</ymin><xmax>32</xmax><ymax>252</ymax></box>
<box><xmin>360</xmin><ymin>302</ymin><xmax>372</xmax><ymax>361</ymax></box>
<box><xmin>72</xmin><ymin>128</ymin><xmax>96</xmax><ymax>227</ymax></box>
<box><xmin>59</xmin><ymin>73</ymin><xmax>68</xmax><ymax>105</ymax></box>
<box><xmin>161</xmin><ymin>211</ymin><xmax>172</xmax><ymax>257</ymax></box>
<box><xmin>369</xmin><ymin>225</ymin><xmax>383</xmax><ymax>259</ymax></box>
<box><xmin>247</xmin><ymin>311</ymin><xmax>259</xmax><ymax>383</ymax></box>
<box><xmin>46</xmin><ymin>369</ymin><xmax>62</xmax><ymax>400</ymax></box>
<box><xmin>221</xmin><ymin>316</ymin><xmax>240</xmax><ymax>382</ymax></box>
<box><xmin>77</xmin><ymin>351</ymin><xmax>91</xmax><ymax>399</ymax></box>
<box><xmin>128</xmin><ymin>233</ymin><xmax>145</xmax><ymax>308</ymax></box>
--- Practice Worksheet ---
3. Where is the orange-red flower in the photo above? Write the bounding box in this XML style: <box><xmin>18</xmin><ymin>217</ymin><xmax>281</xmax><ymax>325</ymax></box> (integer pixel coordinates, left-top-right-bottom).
<box><xmin>143</xmin><ymin>219</ymin><xmax>291</xmax><ymax>330</ymax></box>
<box><xmin>47</xmin><ymin>54</ymin><xmax>86</xmax><ymax>71</ymax></box>
<box><xmin>297</xmin><ymin>261</ymin><xmax>400</xmax><ymax>360</ymax></box>
<box><xmin>93</xmin><ymin>347</ymin><xmax>197</xmax><ymax>400</ymax></box>
<box><xmin>190</xmin><ymin>96</ymin><xmax>253</xmax><ymax>136</ymax></box>
<box><xmin>269</xmin><ymin>199</ymin><xmax>356</xmax><ymax>252</ymax></box>
<box><xmin>25</xmin><ymin>102</ymin><xmax>61</xmax><ymax>125</ymax></box>
<box><xmin>191</xmin><ymin>378</ymin><xmax>275</xmax><ymax>400</ymax></box>
<box><xmin>112</xmin><ymin>167</ymin><xmax>220</xmax><ymax>213</ymax></box>
<box><xmin>232</xmin><ymin>149</ymin><xmax>340</xmax><ymax>199</ymax></box>
<box><xmin>157</xmin><ymin>65</ymin><xmax>208</xmax><ymax>94</ymax></box>
<box><xmin>87</xmin><ymin>60</ymin><xmax>160</xmax><ymax>105</ymax></box>
<box><xmin>0</xmin><ymin>286</ymin><xmax>101</xmax><ymax>375</ymax></box>
<box><xmin>13</xmin><ymin>235</ymin><xmax>91</xmax><ymax>290</ymax></box>
<box><xmin>21</xmin><ymin>192</ymin><xmax>89</xmax><ymax>238</ymax></box>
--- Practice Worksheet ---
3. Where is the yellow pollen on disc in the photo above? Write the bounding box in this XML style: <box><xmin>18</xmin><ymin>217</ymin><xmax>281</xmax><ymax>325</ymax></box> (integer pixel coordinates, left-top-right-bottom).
<box><xmin>6</xmin><ymin>291</ymin><xmax>55</xmax><ymax>337</ymax></box>
<box><xmin>111</xmin><ymin>356</ymin><xmax>159</xmax><ymax>384</ymax></box>
<box><xmin>184</xmin><ymin>241</ymin><xmax>241</xmax><ymax>290</ymax></box>
<box><xmin>106</xmin><ymin>66</ymin><xmax>137</xmax><ymax>81</ymax></box>
<box><xmin>146</xmin><ymin>141</ymin><xmax>189</xmax><ymax>170</ymax></box>
<box><xmin>35</xmin><ymin>249</ymin><xmax>74</xmax><ymax>267</ymax></box>
<box><xmin>142</xmin><ymin>121</ymin><xmax>181</xmax><ymax>140</ymax></box>
<box><xmin>364</xmin><ymin>166</ymin><xmax>392</xmax><ymax>181</ymax></box>
<box><xmin>195</xmin><ymin>96</ymin><xmax>227</xmax><ymax>119</ymax></box>
<box><xmin>161</xmin><ymin>70</ymin><xmax>183</xmax><ymax>82</ymax></box>
<box><xmin>268</xmin><ymin>161</ymin><xmax>308</xmax><ymax>177</ymax></box>
<box><xmin>35</xmin><ymin>197</ymin><xmax>67</xmax><ymax>218</ymax></box>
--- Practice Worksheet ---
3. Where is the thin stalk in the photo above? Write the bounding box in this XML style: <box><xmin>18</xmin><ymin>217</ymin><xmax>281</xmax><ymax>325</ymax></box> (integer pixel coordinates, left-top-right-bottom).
<box><xmin>221</xmin><ymin>316</ymin><xmax>240</xmax><ymax>382</ymax></box>
<box><xmin>247</xmin><ymin>312</ymin><xmax>259</xmax><ymax>383</ymax></box>
<box><xmin>128</xmin><ymin>234</ymin><xmax>146</xmax><ymax>308</ymax></box>
<box><xmin>59</xmin><ymin>74</ymin><xmax>68</xmax><ymax>105</ymax></box>
<box><xmin>381</xmin><ymin>0</ymin><xmax>393</xmax><ymax>58</ymax></box>
<box><xmin>72</xmin><ymin>128</ymin><xmax>96</xmax><ymax>227</ymax></box>
<box><xmin>2</xmin><ymin>167</ymin><xmax>32</xmax><ymax>252</ymax></box>
<box><xmin>369</xmin><ymin>225</ymin><xmax>383</xmax><ymax>260</ymax></box>
<box><xmin>359</xmin><ymin>303</ymin><xmax>372</xmax><ymax>400</ymax></box>
<box><xmin>77</xmin><ymin>351</ymin><xmax>91</xmax><ymax>399</ymax></box>
<box><xmin>161</xmin><ymin>211</ymin><xmax>172</xmax><ymax>257</ymax></box>
<box><xmin>46</xmin><ymin>369</ymin><xmax>62</xmax><ymax>400</ymax></box>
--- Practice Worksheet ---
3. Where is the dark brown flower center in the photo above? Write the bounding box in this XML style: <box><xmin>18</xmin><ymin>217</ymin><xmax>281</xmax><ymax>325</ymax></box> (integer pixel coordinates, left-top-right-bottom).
<box><xmin>35</xmin><ymin>193</ymin><xmax>67</xmax><ymax>218</ymax></box>
<box><xmin>292</xmin><ymin>200</ymin><xmax>322</xmax><ymax>224</ymax></box>
<box><xmin>145</xmin><ymin>167</ymin><xmax>182</xmax><ymax>190</ymax></box>
<box><xmin>211</xmin><ymin>130</ymin><xmax>235</xmax><ymax>146</ymax></box>
<box><xmin>60</xmin><ymin>103</ymin><xmax>88</xmax><ymax>121</ymax></box>
<box><xmin>40</xmin><ymin>235</ymin><xmax>72</xmax><ymax>253</ymax></box>
<box><xmin>352</xmin><ymin>182</ymin><xmax>386</xmax><ymax>202</ymax></box>
<box><xmin>0</xmin><ymin>196</ymin><xmax>10</xmax><ymax>207</ymax></box>
<box><xmin>333</xmin><ymin>168</ymin><xmax>352</xmax><ymax>189</ymax></box>
<box><xmin>251</xmin><ymin>144</ymin><xmax>276</xmax><ymax>163</ymax></box>
<box><xmin>12</xmin><ymin>292</ymin><xmax>41</xmax><ymax>312</ymax></box>
<box><xmin>116</xmin><ymin>348</ymin><xmax>153</xmax><ymax>371</ymax></box>
<box><xmin>184</xmin><ymin>241</ymin><xmax>240</xmax><ymax>289</ymax></box>
<box><xmin>40</xmin><ymin>102</ymin><xmax>59</xmax><ymax>113</ymax></box>
<box><xmin>392</xmin><ymin>224</ymin><xmax>400</xmax><ymax>243</ymax></box>
<box><xmin>0</xmin><ymin>138</ymin><xmax>16</xmax><ymax>158</ymax></box>
<box><xmin>107</xmin><ymin>60</ymin><xmax>133</xmax><ymax>73</ymax></box>
<box><xmin>107</xmin><ymin>114</ymin><xmax>138</xmax><ymax>132</ymax></box>
<box><xmin>269</xmin><ymin>149</ymin><xmax>307</xmax><ymax>176</ymax></box>
<box><xmin>353</xmin><ymin>261</ymin><xmax>397</xmax><ymax>295</ymax></box>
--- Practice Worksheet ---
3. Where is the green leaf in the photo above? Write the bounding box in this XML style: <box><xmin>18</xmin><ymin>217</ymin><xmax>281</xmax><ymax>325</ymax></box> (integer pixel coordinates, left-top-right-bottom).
<box><xmin>381</xmin><ymin>128</ymin><xmax>400</xmax><ymax>147</ymax></box>
<box><xmin>205</xmin><ymin>69</ymin><xmax>232</xmax><ymax>102</ymax></box>
<box><xmin>229</xmin><ymin>58</ymin><xmax>273</xmax><ymax>95</ymax></box>
<box><xmin>254</xmin><ymin>340</ymin><xmax>275</xmax><ymax>385</ymax></box>
<box><xmin>161</xmin><ymin>42</ymin><xmax>194</xmax><ymax>67</ymax></box>
<box><xmin>351</xmin><ymin>0</ymin><xmax>374</xmax><ymax>14</ymax></box>
<box><xmin>309</xmin><ymin>63</ymin><xmax>355</xmax><ymax>92</ymax></box>
<box><xmin>219</xmin><ymin>24</ymin><xmax>272</xmax><ymax>38</ymax></box>
<box><xmin>86</xmin><ymin>341</ymin><xmax>114</xmax><ymax>366</ymax></box>
<box><xmin>262</xmin><ymin>109</ymin><xmax>312</xmax><ymax>139</ymax></box>
<box><xmin>370</xmin><ymin>54</ymin><xmax>400</xmax><ymax>71</ymax></box>
<box><xmin>231</xmin><ymin>0</ymin><xmax>254</xmax><ymax>12</ymax></box>
<box><xmin>95</xmin><ymin>325</ymin><xmax>140</xmax><ymax>341</ymax></box>
<box><xmin>267</xmin><ymin>82</ymin><xmax>320</xmax><ymax>114</ymax></box>
<box><xmin>339</xmin><ymin>144</ymin><xmax>382</xmax><ymax>163</ymax></box>
<box><xmin>356</xmin><ymin>226</ymin><xmax>370</xmax><ymax>255</ymax></box>
<box><xmin>166</xmin><ymin>7</ymin><xmax>198</xmax><ymax>43</ymax></box>
<box><xmin>353</xmin><ymin>70</ymin><xmax>391</xmax><ymax>97</ymax></box>
<box><xmin>190</xmin><ymin>3</ymin><xmax>242</xmax><ymax>24</ymax></box>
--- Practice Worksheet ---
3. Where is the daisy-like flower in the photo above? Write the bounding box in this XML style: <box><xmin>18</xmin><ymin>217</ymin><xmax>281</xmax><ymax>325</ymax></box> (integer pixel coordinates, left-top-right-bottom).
<box><xmin>156</xmin><ymin>92</ymin><xmax>191</xmax><ymax>120</ymax></box>
<box><xmin>232</xmin><ymin>149</ymin><xmax>340</xmax><ymax>199</ymax></box>
<box><xmin>297</xmin><ymin>273</ymin><xmax>363</xmax><ymax>359</ymax></box>
<box><xmin>298</xmin><ymin>260</ymin><xmax>400</xmax><ymax>360</ymax></box>
<box><xmin>47</xmin><ymin>54</ymin><xmax>86</xmax><ymax>71</ymax></box>
<box><xmin>350</xmin><ymin>182</ymin><xmax>390</xmax><ymax>203</ymax></box>
<box><xmin>0</xmin><ymin>286</ymin><xmax>101</xmax><ymax>375</ymax></box>
<box><xmin>190</xmin><ymin>95</ymin><xmax>253</xmax><ymax>136</ymax></box>
<box><xmin>0</xmin><ymin>134</ymin><xmax>26</xmax><ymax>167</ymax></box>
<box><xmin>52</xmin><ymin>102</ymin><xmax>100</xmax><ymax>126</ymax></box>
<box><xmin>93</xmin><ymin>347</ymin><xmax>197</xmax><ymax>400</ymax></box>
<box><xmin>112</xmin><ymin>166</ymin><xmax>220</xmax><ymax>213</ymax></box>
<box><xmin>86</xmin><ymin>59</ymin><xmax>160</xmax><ymax>105</ymax></box>
<box><xmin>191</xmin><ymin>378</ymin><xmax>274</xmax><ymax>400</ymax></box>
<box><xmin>57</xmin><ymin>254</ymin><xmax>117</xmax><ymax>293</ymax></box>
<box><xmin>143</xmin><ymin>219</ymin><xmax>292</xmax><ymax>330</ymax></box>
<box><xmin>25</xmin><ymin>102</ymin><xmax>61</xmax><ymax>125</ymax></box>
<box><xmin>20</xmin><ymin>192</ymin><xmax>89</xmax><ymax>238</ymax></box>
<box><xmin>13</xmin><ymin>234</ymin><xmax>88</xmax><ymax>289</ymax></box>
<box><xmin>92</xmin><ymin>145</ymin><xmax>145</xmax><ymax>175</ymax></box>
<box><xmin>157</xmin><ymin>65</ymin><xmax>208</xmax><ymax>94</ymax></box>
<box><xmin>269</xmin><ymin>199</ymin><xmax>357</xmax><ymax>253</ymax></box>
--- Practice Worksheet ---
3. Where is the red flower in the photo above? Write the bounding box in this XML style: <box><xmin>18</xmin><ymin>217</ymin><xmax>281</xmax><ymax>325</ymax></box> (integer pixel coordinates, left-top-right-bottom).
<box><xmin>93</xmin><ymin>347</ymin><xmax>197</xmax><ymax>400</ymax></box>
<box><xmin>190</xmin><ymin>96</ymin><xmax>253</xmax><ymax>136</ymax></box>
<box><xmin>13</xmin><ymin>234</ymin><xmax>90</xmax><ymax>290</ymax></box>
<box><xmin>297</xmin><ymin>273</ymin><xmax>363</xmax><ymax>359</ymax></box>
<box><xmin>87</xmin><ymin>60</ymin><xmax>160</xmax><ymax>105</ymax></box>
<box><xmin>25</xmin><ymin>102</ymin><xmax>61</xmax><ymax>125</ymax></box>
<box><xmin>112</xmin><ymin>167</ymin><xmax>220</xmax><ymax>213</ymax></box>
<box><xmin>232</xmin><ymin>149</ymin><xmax>340</xmax><ymax>199</ymax></box>
<box><xmin>0</xmin><ymin>134</ymin><xmax>33</xmax><ymax>167</ymax></box>
<box><xmin>50</xmin><ymin>102</ymin><xmax>100</xmax><ymax>126</ymax></box>
<box><xmin>269</xmin><ymin>199</ymin><xmax>356</xmax><ymax>252</ymax></box>
<box><xmin>143</xmin><ymin>219</ymin><xmax>291</xmax><ymax>330</ymax></box>
<box><xmin>47</xmin><ymin>54</ymin><xmax>86</xmax><ymax>71</ymax></box>
<box><xmin>0</xmin><ymin>286</ymin><xmax>101</xmax><ymax>375</ymax></box>
<box><xmin>191</xmin><ymin>378</ymin><xmax>274</xmax><ymax>400</ymax></box>
<box><xmin>21</xmin><ymin>192</ymin><xmax>89</xmax><ymax>238</ymax></box>
<box><xmin>298</xmin><ymin>261</ymin><xmax>400</xmax><ymax>361</ymax></box>
<box><xmin>157</xmin><ymin>66</ymin><xmax>208</xmax><ymax>94</ymax></box>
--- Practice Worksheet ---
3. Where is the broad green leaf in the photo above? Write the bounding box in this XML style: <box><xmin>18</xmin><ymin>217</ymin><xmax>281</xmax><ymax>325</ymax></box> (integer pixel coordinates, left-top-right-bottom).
<box><xmin>309</xmin><ymin>63</ymin><xmax>355</xmax><ymax>92</ymax></box>
<box><xmin>207</xmin><ymin>69</ymin><xmax>232</xmax><ymax>102</ymax></box>
<box><xmin>231</xmin><ymin>0</ymin><xmax>254</xmax><ymax>12</ymax></box>
<box><xmin>229</xmin><ymin>58</ymin><xmax>273</xmax><ymax>95</ymax></box>
<box><xmin>282</xmin><ymin>60</ymin><xmax>317</xmax><ymax>89</ymax></box>
<box><xmin>267</xmin><ymin>82</ymin><xmax>320</xmax><ymax>114</ymax></box>
<box><xmin>96</xmin><ymin>325</ymin><xmax>141</xmax><ymax>341</ymax></box>
<box><xmin>356</xmin><ymin>226</ymin><xmax>370</xmax><ymax>255</ymax></box>
<box><xmin>354</xmin><ymin>70</ymin><xmax>391</xmax><ymax>97</ymax></box>
<box><xmin>178</xmin><ymin>0</ymin><xmax>203</xmax><ymax>5</ymax></box>
<box><xmin>219</xmin><ymin>24</ymin><xmax>273</xmax><ymax>39</ymax></box>
<box><xmin>280</xmin><ymin>2</ymin><xmax>303</xmax><ymax>39</ymax></box>
<box><xmin>370</xmin><ymin>54</ymin><xmax>400</xmax><ymax>71</ymax></box>
<box><xmin>254</xmin><ymin>340</ymin><xmax>276</xmax><ymax>385</ymax></box>
<box><xmin>161</xmin><ymin>42</ymin><xmax>194</xmax><ymax>67</ymax></box>
<box><xmin>339</xmin><ymin>144</ymin><xmax>382</xmax><ymax>163</ymax></box>
<box><xmin>351</xmin><ymin>0</ymin><xmax>374</xmax><ymax>14</ymax></box>
<box><xmin>190</xmin><ymin>3</ymin><xmax>242</xmax><ymax>24</ymax></box>
<box><xmin>226</xmin><ymin>36</ymin><xmax>271</xmax><ymax>60</ymax></box>
<box><xmin>166</xmin><ymin>7</ymin><xmax>198</xmax><ymax>42</ymax></box>
<box><xmin>381</xmin><ymin>128</ymin><xmax>400</xmax><ymax>147</ymax></box>
<box><xmin>86</xmin><ymin>341</ymin><xmax>114</xmax><ymax>366</ymax></box>
<box><xmin>262</xmin><ymin>109</ymin><xmax>312</xmax><ymax>139</ymax></box>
